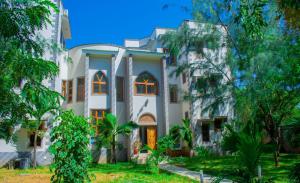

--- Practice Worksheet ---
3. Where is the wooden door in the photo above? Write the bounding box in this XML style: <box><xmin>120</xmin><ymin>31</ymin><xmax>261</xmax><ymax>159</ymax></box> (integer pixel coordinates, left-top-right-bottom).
<box><xmin>147</xmin><ymin>126</ymin><xmax>157</xmax><ymax>149</ymax></box>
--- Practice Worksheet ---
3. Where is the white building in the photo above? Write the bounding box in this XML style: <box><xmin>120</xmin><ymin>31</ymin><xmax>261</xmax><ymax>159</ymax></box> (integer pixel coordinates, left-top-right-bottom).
<box><xmin>0</xmin><ymin>1</ymin><xmax>233</xmax><ymax>166</ymax></box>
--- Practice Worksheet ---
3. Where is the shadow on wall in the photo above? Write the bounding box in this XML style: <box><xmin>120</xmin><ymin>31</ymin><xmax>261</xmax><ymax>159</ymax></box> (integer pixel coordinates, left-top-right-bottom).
<box><xmin>0</xmin><ymin>127</ymin><xmax>52</xmax><ymax>167</ymax></box>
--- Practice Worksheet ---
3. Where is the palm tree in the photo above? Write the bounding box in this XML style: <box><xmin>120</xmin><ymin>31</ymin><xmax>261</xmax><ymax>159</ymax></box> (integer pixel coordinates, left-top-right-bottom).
<box><xmin>169</xmin><ymin>118</ymin><xmax>193</xmax><ymax>155</ymax></box>
<box><xmin>22</xmin><ymin>83</ymin><xmax>61</xmax><ymax>168</ymax></box>
<box><xmin>97</xmin><ymin>113</ymin><xmax>138</xmax><ymax>164</ymax></box>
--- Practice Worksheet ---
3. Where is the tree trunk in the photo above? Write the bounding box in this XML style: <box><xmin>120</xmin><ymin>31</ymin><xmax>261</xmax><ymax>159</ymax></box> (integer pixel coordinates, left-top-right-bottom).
<box><xmin>111</xmin><ymin>135</ymin><xmax>116</xmax><ymax>164</ymax></box>
<box><xmin>274</xmin><ymin>136</ymin><xmax>281</xmax><ymax>167</ymax></box>
<box><xmin>33</xmin><ymin>129</ymin><xmax>38</xmax><ymax>168</ymax></box>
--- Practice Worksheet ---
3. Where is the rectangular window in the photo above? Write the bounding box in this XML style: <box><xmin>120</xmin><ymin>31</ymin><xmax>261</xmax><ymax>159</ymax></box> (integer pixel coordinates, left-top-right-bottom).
<box><xmin>169</xmin><ymin>54</ymin><xmax>177</xmax><ymax>66</ymax></box>
<box><xmin>185</xmin><ymin>111</ymin><xmax>189</xmax><ymax>119</ymax></box>
<box><xmin>116</xmin><ymin>76</ymin><xmax>124</xmax><ymax>102</ymax></box>
<box><xmin>163</xmin><ymin>48</ymin><xmax>177</xmax><ymax>66</ymax></box>
<box><xmin>214</xmin><ymin>117</ymin><xmax>227</xmax><ymax>132</ymax></box>
<box><xmin>169</xmin><ymin>85</ymin><xmax>178</xmax><ymax>103</ymax></box>
<box><xmin>29</xmin><ymin>122</ymin><xmax>46</xmax><ymax>147</ymax></box>
<box><xmin>182</xmin><ymin>72</ymin><xmax>187</xmax><ymax>84</ymax></box>
<box><xmin>77</xmin><ymin>77</ymin><xmax>85</xmax><ymax>102</ymax></box>
<box><xmin>62</xmin><ymin>80</ymin><xmax>67</xmax><ymax>97</ymax></box>
<box><xmin>90</xmin><ymin>109</ymin><xmax>109</xmax><ymax>135</ymax></box>
<box><xmin>67</xmin><ymin>80</ymin><xmax>73</xmax><ymax>103</ymax></box>
<box><xmin>202</xmin><ymin>123</ymin><xmax>210</xmax><ymax>142</ymax></box>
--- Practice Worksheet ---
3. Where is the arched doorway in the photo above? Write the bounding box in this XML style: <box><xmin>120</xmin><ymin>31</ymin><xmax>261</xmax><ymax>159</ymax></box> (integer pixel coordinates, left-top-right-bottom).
<box><xmin>139</xmin><ymin>114</ymin><xmax>157</xmax><ymax>150</ymax></box>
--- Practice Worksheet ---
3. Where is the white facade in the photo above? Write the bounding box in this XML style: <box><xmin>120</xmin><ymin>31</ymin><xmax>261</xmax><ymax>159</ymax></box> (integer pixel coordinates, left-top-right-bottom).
<box><xmin>0</xmin><ymin>1</ymin><xmax>233</xmax><ymax>166</ymax></box>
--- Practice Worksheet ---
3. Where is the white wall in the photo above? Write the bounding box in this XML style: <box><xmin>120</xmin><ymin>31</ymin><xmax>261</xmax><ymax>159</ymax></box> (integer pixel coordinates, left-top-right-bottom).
<box><xmin>88</xmin><ymin>56</ymin><xmax>111</xmax><ymax>111</ymax></box>
<box><xmin>132</xmin><ymin>59</ymin><xmax>164</xmax><ymax>135</ymax></box>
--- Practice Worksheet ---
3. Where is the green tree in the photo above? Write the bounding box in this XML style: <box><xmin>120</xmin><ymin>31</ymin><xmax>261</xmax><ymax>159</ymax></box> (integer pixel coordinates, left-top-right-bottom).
<box><xmin>162</xmin><ymin>0</ymin><xmax>300</xmax><ymax>167</ymax></box>
<box><xmin>96</xmin><ymin>113</ymin><xmax>138</xmax><ymax>164</ymax></box>
<box><xmin>0</xmin><ymin>0</ymin><xmax>60</xmax><ymax>140</ymax></box>
<box><xmin>221</xmin><ymin>121</ymin><xmax>263</xmax><ymax>182</ymax></box>
<box><xmin>169</xmin><ymin>119</ymin><xmax>193</xmax><ymax>153</ymax></box>
<box><xmin>50</xmin><ymin>110</ymin><xmax>92</xmax><ymax>183</ymax></box>
<box><xmin>22</xmin><ymin>83</ymin><xmax>61</xmax><ymax>168</ymax></box>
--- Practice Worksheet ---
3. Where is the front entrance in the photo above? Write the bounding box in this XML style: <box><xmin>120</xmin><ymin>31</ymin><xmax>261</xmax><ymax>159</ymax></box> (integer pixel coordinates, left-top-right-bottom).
<box><xmin>139</xmin><ymin>126</ymin><xmax>157</xmax><ymax>151</ymax></box>
<box><xmin>138</xmin><ymin>113</ymin><xmax>157</xmax><ymax>152</ymax></box>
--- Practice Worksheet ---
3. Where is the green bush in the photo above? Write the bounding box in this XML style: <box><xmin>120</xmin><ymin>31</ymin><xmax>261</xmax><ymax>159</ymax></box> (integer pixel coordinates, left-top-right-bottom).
<box><xmin>49</xmin><ymin>110</ymin><xmax>92</xmax><ymax>183</ymax></box>
<box><xmin>289</xmin><ymin>163</ymin><xmax>300</xmax><ymax>183</ymax></box>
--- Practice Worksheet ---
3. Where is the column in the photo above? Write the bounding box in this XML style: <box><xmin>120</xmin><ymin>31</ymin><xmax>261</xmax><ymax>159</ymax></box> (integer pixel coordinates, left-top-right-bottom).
<box><xmin>110</xmin><ymin>54</ymin><xmax>116</xmax><ymax>115</ymax></box>
<box><xmin>126</xmin><ymin>54</ymin><xmax>134</xmax><ymax>121</ymax></box>
<box><xmin>126</xmin><ymin>54</ymin><xmax>134</xmax><ymax>158</ymax></box>
<box><xmin>84</xmin><ymin>54</ymin><xmax>89</xmax><ymax>118</ymax></box>
<box><xmin>161</xmin><ymin>56</ymin><xmax>169</xmax><ymax>134</ymax></box>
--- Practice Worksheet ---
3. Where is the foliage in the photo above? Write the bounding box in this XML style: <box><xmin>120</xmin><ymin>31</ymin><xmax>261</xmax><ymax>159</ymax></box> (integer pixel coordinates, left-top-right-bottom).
<box><xmin>169</xmin><ymin>118</ymin><xmax>193</xmax><ymax>149</ymax></box>
<box><xmin>144</xmin><ymin>135</ymin><xmax>175</xmax><ymax>173</ymax></box>
<box><xmin>194</xmin><ymin>146</ymin><xmax>215</xmax><ymax>168</ymax></box>
<box><xmin>171</xmin><ymin>153</ymin><xmax>300</xmax><ymax>183</ymax></box>
<box><xmin>21</xmin><ymin>83</ymin><xmax>61</xmax><ymax>168</ymax></box>
<box><xmin>96</xmin><ymin>113</ymin><xmax>138</xmax><ymax>163</ymax></box>
<box><xmin>49</xmin><ymin>110</ymin><xmax>92</xmax><ymax>183</ymax></box>
<box><xmin>289</xmin><ymin>163</ymin><xmax>300</xmax><ymax>183</ymax></box>
<box><xmin>282</xmin><ymin>108</ymin><xmax>300</xmax><ymax>148</ymax></box>
<box><xmin>0</xmin><ymin>0</ymin><xmax>60</xmax><ymax>141</ymax></box>
<box><xmin>221</xmin><ymin>123</ymin><xmax>239</xmax><ymax>153</ymax></box>
<box><xmin>163</xmin><ymin>0</ymin><xmax>300</xmax><ymax>167</ymax></box>
<box><xmin>219</xmin><ymin>121</ymin><xmax>263</xmax><ymax>182</ymax></box>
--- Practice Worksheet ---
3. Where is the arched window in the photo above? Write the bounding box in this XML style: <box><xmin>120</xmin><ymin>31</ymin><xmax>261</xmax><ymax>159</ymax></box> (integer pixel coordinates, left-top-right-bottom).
<box><xmin>135</xmin><ymin>72</ymin><xmax>158</xmax><ymax>95</ymax></box>
<box><xmin>92</xmin><ymin>71</ymin><xmax>108</xmax><ymax>94</ymax></box>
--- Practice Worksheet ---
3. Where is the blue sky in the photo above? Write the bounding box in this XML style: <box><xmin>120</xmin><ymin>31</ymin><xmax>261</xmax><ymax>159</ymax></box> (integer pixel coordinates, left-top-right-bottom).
<box><xmin>63</xmin><ymin>0</ymin><xmax>192</xmax><ymax>48</ymax></box>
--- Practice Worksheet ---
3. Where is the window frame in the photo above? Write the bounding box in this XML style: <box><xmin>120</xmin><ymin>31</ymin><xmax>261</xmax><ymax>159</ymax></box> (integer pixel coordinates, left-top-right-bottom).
<box><xmin>92</xmin><ymin>71</ymin><xmax>108</xmax><ymax>95</ymax></box>
<box><xmin>134</xmin><ymin>72</ymin><xmax>159</xmax><ymax>96</ymax></box>
<box><xmin>62</xmin><ymin>80</ymin><xmax>67</xmax><ymax>98</ymax></box>
<box><xmin>116</xmin><ymin>76</ymin><xmax>125</xmax><ymax>102</ymax></box>
<box><xmin>28</xmin><ymin>122</ymin><xmax>46</xmax><ymax>147</ymax></box>
<box><xmin>90</xmin><ymin>109</ymin><xmax>109</xmax><ymax>136</ymax></box>
<box><xmin>202</xmin><ymin>123</ymin><xmax>210</xmax><ymax>142</ymax></box>
<box><xmin>169</xmin><ymin>84</ymin><xmax>178</xmax><ymax>103</ymax></box>
<box><xmin>76</xmin><ymin>77</ymin><xmax>85</xmax><ymax>102</ymax></box>
<box><xmin>182</xmin><ymin>72</ymin><xmax>187</xmax><ymax>84</ymax></box>
<box><xmin>67</xmin><ymin>80</ymin><xmax>73</xmax><ymax>103</ymax></box>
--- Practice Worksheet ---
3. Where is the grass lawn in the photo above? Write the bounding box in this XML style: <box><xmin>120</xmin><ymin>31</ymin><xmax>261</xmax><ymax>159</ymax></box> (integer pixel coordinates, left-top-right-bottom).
<box><xmin>0</xmin><ymin>162</ymin><xmax>196</xmax><ymax>183</ymax></box>
<box><xmin>170</xmin><ymin>153</ymin><xmax>300</xmax><ymax>183</ymax></box>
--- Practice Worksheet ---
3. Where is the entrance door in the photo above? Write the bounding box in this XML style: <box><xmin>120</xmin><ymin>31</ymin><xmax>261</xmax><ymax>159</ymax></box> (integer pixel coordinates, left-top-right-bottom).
<box><xmin>147</xmin><ymin>126</ymin><xmax>157</xmax><ymax>149</ymax></box>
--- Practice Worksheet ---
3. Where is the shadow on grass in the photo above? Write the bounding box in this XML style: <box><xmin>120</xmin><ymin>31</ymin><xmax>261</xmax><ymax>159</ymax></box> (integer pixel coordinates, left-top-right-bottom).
<box><xmin>170</xmin><ymin>153</ymin><xmax>300</xmax><ymax>182</ymax></box>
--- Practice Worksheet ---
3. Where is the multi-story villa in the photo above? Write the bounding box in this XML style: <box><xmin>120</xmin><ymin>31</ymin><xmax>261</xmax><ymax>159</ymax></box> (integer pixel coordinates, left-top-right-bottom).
<box><xmin>0</xmin><ymin>0</ymin><xmax>233</xmax><ymax>166</ymax></box>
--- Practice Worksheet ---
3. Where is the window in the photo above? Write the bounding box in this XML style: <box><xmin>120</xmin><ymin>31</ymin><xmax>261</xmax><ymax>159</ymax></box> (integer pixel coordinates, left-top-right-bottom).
<box><xmin>169</xmin><ymin>85</ymin><xmax>178</xmax><ymax>103</ymax></box>
<box><xmin>77</xmin><ymin>77</ymin><xmax>85</xmax><ymax>102</ymax></box>
<box><xmin>29</xmin><ymin>134</ymin><xmax>42</xmax><ymax>147</ymax></box>
<box><xmin>185</xmin><ymin>111</ymin><xmax>189</xmax><ymax>119</ymax></box>
<box><xmin>90</xmin><ymin>109</ymin><xmax>109</xmax><ymax>135</ymax></box>
<box><xmin>182</xmin><ymin>72</ymin><xmax>187</xmax><ymax>84</ymax></box>
<box><xmin>135</xmin><ymin>72</ymin><xmax>158</xmax><ymax>95</ymax></box>
<box><xmin>62</xmin><ymin>80</ymin><xmax>67</xmax><ymax>97</ymax></box>
<box><xmin>214</xmin><ymin>117</ymin><xmax>227</xmax><ymax>132</ymax></box>
<box><xmin>67</xmin><ymin>80</ymin><xmax>73</xmax><ymax>103</ymax></box>
<box><xmin>202</xmin><ymin>123</ymin><xmax>210</xmax><ymax>142</ymax></box>
<box><xmin>29</xmin><ymin>122</ymin><xmax>46</xmax><ymax>147</ymax></box>
<box><xmin>92</xmin><ymin>71</ymin><xmax>108</xmax><ymax>94</ymax></box>
<box><xmin>163</xmin><ymin>48</ymin><xmax>177</xmax><ymax>66</ymax></box>
<box><xmin>116</xmin><ymin>76</ymin><xmax>124</xmax><ymax>102</ymax></box>
<box><xmin>168</xmin><ymin>54</ymin><xmax>177</xmax><ymax>66</ymax></box>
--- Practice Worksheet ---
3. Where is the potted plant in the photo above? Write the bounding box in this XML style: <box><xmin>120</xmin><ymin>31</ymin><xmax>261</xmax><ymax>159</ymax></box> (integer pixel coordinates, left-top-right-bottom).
<box><xmin>133</xmin><ymin>140</ymin><xmax>142</xmax><ymax>155</ymax></box>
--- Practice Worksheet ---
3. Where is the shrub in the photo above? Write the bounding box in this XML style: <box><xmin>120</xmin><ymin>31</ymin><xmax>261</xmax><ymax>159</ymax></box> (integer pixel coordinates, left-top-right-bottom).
<box><xmin>145</xmin><ymin>135</ymin><xmax>175</xmax><ymax>173</ymax></box>
<box><xmin>289</xmin><ymin>163</ymin><xmax>300</xmax><ymax>183</ymax></box>
<box><xmin>49</xmin><ymin>110</ymin><xmax>92</xmax><ymax>183</ymax></box>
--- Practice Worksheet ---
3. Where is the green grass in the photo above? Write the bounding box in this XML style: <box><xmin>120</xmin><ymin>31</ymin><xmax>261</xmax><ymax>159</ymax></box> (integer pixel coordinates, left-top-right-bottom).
<box><xmin>170</xmin><ymin>153</ymin><xmax>300</xmax><ymax>183</ymax></box>
<box><xmin>89</xmin><ymin>162</ymin><xmax>197</xmax><ymax>183</ymax></box>
<box><xmin>0</xmin><ymin>162</ymin><xmax>196</xmax><ymax>183</ymax></box>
